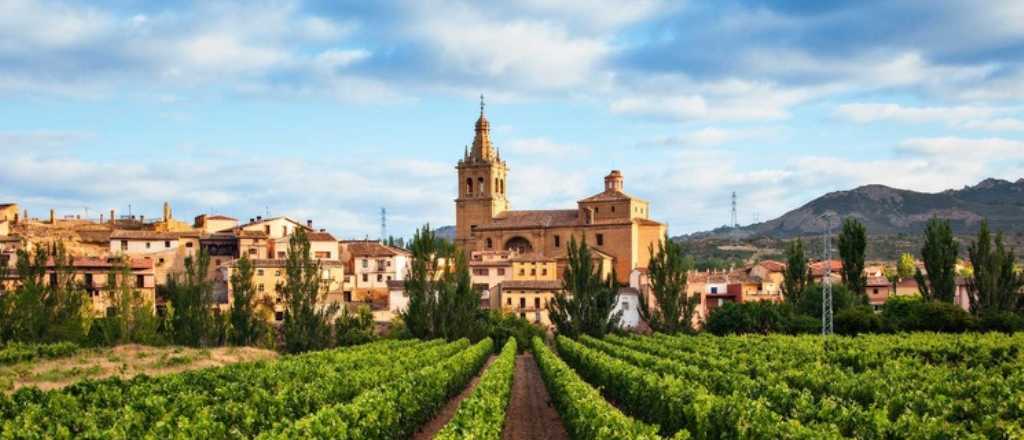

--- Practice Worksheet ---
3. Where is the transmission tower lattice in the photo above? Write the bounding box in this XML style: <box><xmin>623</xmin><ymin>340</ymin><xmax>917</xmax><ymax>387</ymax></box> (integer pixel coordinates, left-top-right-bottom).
<box><xmin>380</xmin><ymin>208</ymin><xmax>387</xmax><ymax>242</ymax></box>
<box><xmin>822</xmin><ymin>216</ymin><xmax>834</xmax><ymax>335</ymax></box>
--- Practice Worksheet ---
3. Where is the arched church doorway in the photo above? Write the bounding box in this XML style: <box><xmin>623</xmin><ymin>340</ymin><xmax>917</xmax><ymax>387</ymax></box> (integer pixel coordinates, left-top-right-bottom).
<box><xmin>504</xmin><ymin>236</ymin><xmax>533</xmax><ymax>254</ymax></box>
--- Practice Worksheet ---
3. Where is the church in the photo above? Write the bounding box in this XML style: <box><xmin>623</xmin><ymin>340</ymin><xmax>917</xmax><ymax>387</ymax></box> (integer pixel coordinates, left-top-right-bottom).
<box><xmin>455</xmin><ymin>99</ymin><xmax>666</xmax><ymax>284</ymax></box>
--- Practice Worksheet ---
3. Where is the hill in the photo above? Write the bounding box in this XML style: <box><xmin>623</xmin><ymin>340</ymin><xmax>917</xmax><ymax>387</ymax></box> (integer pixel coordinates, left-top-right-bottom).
<box><xmin>687</xmin><ymin>178</ymin><xmax>1024</xmax><ymax>240</ymax></box>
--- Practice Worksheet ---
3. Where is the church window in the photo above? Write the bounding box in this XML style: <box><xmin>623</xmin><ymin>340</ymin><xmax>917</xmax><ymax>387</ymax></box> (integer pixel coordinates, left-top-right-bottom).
<box><xmin>478</xmin><ymin>177</ymin><xmax>484</xmax><ymax>193</ymax></box>
<box><xmin>486</xmin><ymin>238</ymin><xmax>492</xmax><ymax>249</ymax></box>
<box><xmin>554</xmin><ymin>235</ymin><xmax>560</xmax><ymax>248</ymax></box>
<box><xmin>466</xmin><ymin>178</ymin><xmax>473</xmax><ymax>194</ymax></box>
<box><xmin>595</xmin><ymin>208</ymin><xmax>599</xmax><ymax>214</ymax></box>
<box><xmin>596</xmin><ymin>233</ymin><xmax>604</xmax><ymax>246</ymax></box>
<box><xmin>611</xmin><ymin>206</ymin><xmax>615</xmax><ymax>213</ymax></box>
<box><xmin>495</xmin><ymin>178</ymin><xmax>499</xmax><ymax>193</ymax></box>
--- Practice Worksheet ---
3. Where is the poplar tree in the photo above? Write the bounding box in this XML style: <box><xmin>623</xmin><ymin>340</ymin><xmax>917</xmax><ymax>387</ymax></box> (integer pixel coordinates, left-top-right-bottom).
<box><xmin>838</xmin><ymin>218</ymin><xmax>867</xmax><ymax>296</ymax></box>
<box><xmin>781</xmin><ymin>239</ymin><xmax>809</xmax><ymax>304</ymax></box>
<box><xmin>229</xmin><ymin>255</ymin><xmax>264</xmax><ymax>346</ymax></box>
<box><xmin>163</xmin><ymin>249</ymin><xmax>215</xmax><ymax>346</ymax></box>
<box><xmin>915</xmin><ymin>218</ymin><xmax>958</xmax><ymax>302</ymax></box>
<box><xmin>548</xmin><ymin>236</ymin><xmax>622</xmax><ymax>338</ymax></box>
<box><xmin>638</xmin><ymin>236</ymin><xmax>698</xmax><ymax>334</ymax></box>
<box><xmin>967</xmin><ymin>220</ymin><xmax>1024</xmax><ymax>314</ymax></box>
<box><xmin>280</xmin><ymin>228</ymin><xmax>339</xmax><ymax>353</ymax></box>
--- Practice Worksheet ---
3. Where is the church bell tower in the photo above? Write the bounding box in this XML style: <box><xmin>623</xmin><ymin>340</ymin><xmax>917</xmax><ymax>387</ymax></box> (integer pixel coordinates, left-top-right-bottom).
<box><xmin>455</xmin><ymin>95</ymin><xmax>509</xmax><ymax>251</ymax></box>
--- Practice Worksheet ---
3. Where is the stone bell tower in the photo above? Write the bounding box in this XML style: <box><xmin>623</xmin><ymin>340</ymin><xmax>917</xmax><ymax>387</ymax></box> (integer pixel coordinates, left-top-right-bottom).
<box><xmin>455</xmin><ymin>95</ymin><xmax>509</xmax><ymax>251</ymax></box>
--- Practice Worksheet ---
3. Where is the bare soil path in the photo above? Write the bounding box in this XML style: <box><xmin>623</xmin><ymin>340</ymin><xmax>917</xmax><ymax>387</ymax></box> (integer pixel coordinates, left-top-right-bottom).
<box><xmin>501</xmin><ymin>352</ymin><xmax>569</xmax><ymax>440</ymax></box>
<box><xmin>412</xmin><ymin>355</ymin><xmax>497</xmax><ymax>440</ymax></box>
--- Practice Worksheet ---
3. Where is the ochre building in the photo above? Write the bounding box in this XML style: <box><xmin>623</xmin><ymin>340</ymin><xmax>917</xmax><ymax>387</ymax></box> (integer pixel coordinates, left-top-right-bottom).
<box><xmin>455</xmin><ymin>102</ymin><xmax>665</xmax><ymax>284</ymax></box>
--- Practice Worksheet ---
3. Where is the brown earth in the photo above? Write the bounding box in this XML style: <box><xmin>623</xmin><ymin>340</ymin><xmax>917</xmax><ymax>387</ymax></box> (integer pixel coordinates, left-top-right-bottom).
<box><xmin>412</xmin><ymin>355</ymin><xmax>497</xmax><ymax>440</ymax></box>
<box><xmin>0</xmin><ymin>344</ymin><xmax>277</xmax><ymax>393</ymax></box>
<box><xmin>502</xmin><ymin>353</ymin><xmax>569</xmax><ymax>440</ymax></box>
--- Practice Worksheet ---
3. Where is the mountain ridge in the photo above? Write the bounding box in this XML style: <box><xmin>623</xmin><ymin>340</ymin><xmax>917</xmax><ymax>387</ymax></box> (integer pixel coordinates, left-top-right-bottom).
<box><xmin>685</xmin><ymin>177</ymin><xmax>1024</xmax><ymax>240</ymax></box>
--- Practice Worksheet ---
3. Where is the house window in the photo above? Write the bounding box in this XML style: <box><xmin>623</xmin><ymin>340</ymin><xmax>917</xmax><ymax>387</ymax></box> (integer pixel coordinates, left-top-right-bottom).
<box><xmin>710</xmin><ymin>287</ymin><xmax>718</xmax><ymax>294</ymax></box>
<box><xmin>596</xmin><ymin>234</ymin><xmax>604</xmax><ymax>246</ymax></box>
<box><xmin>185</xmin><ymin>242</ymin><xmax>193</xmax><ymax>248</ymax></box>
<box><xmin>49</xmin><ymin>273</ymin><xmax>57</xmax><ymax>287</ymax></box>
<box><xmin>530</xmin><ymin>269</ymin><xmax>536</xmax><ymax>276</ymax></box>
<box><xmin>164</xmin><ymin>240</ymin><xmax>171</xmax><ymax>248</ymax></box>
<box><xmin>158</xmin><ymin>258</ymin><xmax>165</xmax><ymax>265</ymax></box>
<box><xmin>506</xmin><ymin>298</ymin><xmax>511</xmax><ymax>305</ymax></box>
<box><xmin>486</xmin><ymin>238</ymin><xmax>493</xmax><ymax>249</ymax></box>
<box><xmin>257</xmin><ymin>269</ymin><xmax>264</xmax><ymax>276</ymax></box>
<box><xmin>519</xmin><ymin>269</ymin><xmax>525</xmax><ymax>276</ymax></box>
<box><xmin>249</xmin><ymin>248</ymin><xmax>257</xmax><ymax>256</ymax></box>
<box><xmin>215</xmin><ymin>259</ymin><xmax>221</xmax><ymax>266</ymax></box>
<box><xmin>520</xmin><ymin>298</ymin><xmax>526</xmax><ymax>308</ymax></box>
<box><xmin>315</xmin><ymin>251</ymin><xmax>331</xmax><ymax>259</ymax></box>
<box><xmin>145</xmin><ymin>242</ymin><xmax>151</xmax><ymax>249</ymax></box>
<box><xmin>873</xmin><ymin>288</ymin><xmax>879</xmax><ymax>294</ymax></box>
<box><xmin>554</xmin><ymin>235</ymin><xmax>560</xmax><ymax>248</ymax></box>
<box><xmin>497</xmin><ymin>268</ymin><xmax>505</xmax><ymax>276</ymax></box>
<box><xmin>258</xmin><ymin>284</ymin><xmax>265</xmax><ymax>292</ymax></box>
<box><xmin>362</xmin><ymin>259</ymin><xmax>368</xmax><ymax>269</ymax></box>
<box><xmin>264</xmin><ymin>225</ymin><xmax>270</xmax><ymax>234</ymax></box>
<box><xmin>275</xmin><ymin>311</ymin><xmax>284</xmax><ymax>321</ymax></box>
<box><xmin>622</xmin><ymin>301</ymin><xmax>630</xmax><ymax>311</ymax></box>
<box><xmin>121</xmin><ymin>240</ymin><xmax>128</xmax><ymax>251</ymax></box>
<box><xmin>534</xmin><ymin>297</ymin><xmax>540</xmax><ymax>308</ymax></box>
<box><xmin>84</xmin><ymin>273</ymin><xmax>93</xmax><ymax>287</ymax></box>
<box><xmin>542</xmin><ymin>269</ymin><xmax>548</xmax><ymax>276</ymax></box>
<box><xmin>377</xmin><ymin>274</ymin><xmax>383</xmax><ymax>282</ymax></box>
<box><xmin>277</xmin><ymin>252</ymin><xmax>285</xmax><ymax>259</ymax></box>
<box><xmin>282</xmin><ymin>226</ymin><xmax>288</xmax><ymax>236</ymax></box>
<box><xmin>136</xmin><ymin>275</ymin><xmax>145</xmax><ymax>288</ymax></box>
<box><xmin>362</xmin><ymin>274</ymin><xmax>368</xmax><ymax>282</ymax></box>
<box><xmin>275</xmin><ymin>270</ymin><xmax>281</xmax><ymax>276</ymax></box>
<box><xmin>344</xmin><ymin>291</ymin><xmax>352</xmax><ymax>302</ymax></box>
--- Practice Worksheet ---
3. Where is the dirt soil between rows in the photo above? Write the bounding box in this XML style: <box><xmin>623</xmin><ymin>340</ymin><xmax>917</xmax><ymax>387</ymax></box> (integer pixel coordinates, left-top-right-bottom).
<box><xmin>412</xmin><ymin>355</ymin><xmax>497</xmax><ymax>440</ymax></box>
<box><xmin>502</xmin><ymin>352</ymin><xmax>569</xmax><ymax>440</ymax></box>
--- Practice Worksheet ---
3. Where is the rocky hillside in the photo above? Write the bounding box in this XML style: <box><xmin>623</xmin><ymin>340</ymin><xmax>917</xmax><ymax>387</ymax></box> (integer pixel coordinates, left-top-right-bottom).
<box><xmin>688</xmin><ymin>178</ymin><xmax>1024</xmax><ymax>239</ymax></box>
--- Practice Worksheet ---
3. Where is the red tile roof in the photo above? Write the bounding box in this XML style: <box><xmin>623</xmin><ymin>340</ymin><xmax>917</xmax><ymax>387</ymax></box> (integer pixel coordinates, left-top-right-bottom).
<box><xmin>757</xmin><ymin>260</ymin><xmax>786</xmax><ymax>272</ymax></box>
<box><xmin>341</xmin><ymin>240</ymin><xmax>410</xmax><ymax>257</ymax></box>
<box><xmin>306</xmin><ymin>231</ymin><xmax>337</xmax><ymax>242</ymax></box>
<box><xmin>501</xmin><ymin>280</ymin><xmax>562</xmax><ymax>290</ymax></box>
<box><xmin>475</xmin><ymin>209</ymin><xmax>579</xmax><ymax>230</ymax></box>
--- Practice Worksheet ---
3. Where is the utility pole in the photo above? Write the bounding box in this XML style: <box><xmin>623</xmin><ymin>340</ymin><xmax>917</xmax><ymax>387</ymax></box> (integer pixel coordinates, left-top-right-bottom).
<box><xmin>730</xmin><ymin>191</ymin><xmax>739</xmax><ymax>244</ymax></box>
<box><xmin>822</xmin><ymin>215</ymin><xmax>834</xmax><ymax>335</ymax></box>
<box><xmin>380</xmin><ymin>207</ymin><xmax>387</xmax><ymax>243</ymax></box>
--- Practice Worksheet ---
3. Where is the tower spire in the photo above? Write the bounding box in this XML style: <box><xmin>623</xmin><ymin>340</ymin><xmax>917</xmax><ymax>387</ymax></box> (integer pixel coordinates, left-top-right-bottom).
<box><xmin>480</xmin><ymin>93</ymin><xmax>485</xmax><ymax>116</ymax></box>
<box><xmin>470</xmin><ymin>94</ymin><xmax>494</xmax><ymax>162</ymax></box>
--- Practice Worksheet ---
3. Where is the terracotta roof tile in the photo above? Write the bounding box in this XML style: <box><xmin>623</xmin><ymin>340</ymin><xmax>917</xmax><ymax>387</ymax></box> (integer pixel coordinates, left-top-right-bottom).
<box><xmin>341</xmin><ymin>240</ymin><xmax>410</xmax><ymax>257</ymax></box>
<box><xmin>475</xmin><ymin>209</ymin><xmax>579</xmax><ymax>231</ymax></box>
<box><xmin>306</xmin><ymin>231</ymin><xmax>337</xmax><ymax>242</ymax></box>
<box><xmin>110</xmin><ymin>230</ymin><xmax>188</xmax><ymax>240</ymax></box>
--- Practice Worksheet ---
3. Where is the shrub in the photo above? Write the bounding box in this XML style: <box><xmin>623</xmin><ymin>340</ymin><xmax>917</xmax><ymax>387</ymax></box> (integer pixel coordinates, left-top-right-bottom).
<box><xmin>479</xmin><ymin>310</ymin><xmax>544</xmax><ymax>352</ymax></box>
<box><xmin>792</xmin><ymin>283</ymin><xmax>860</xmax><ymax>317</ymax></box>
<box><xmin>705</xmin><ymin>301</ymin><xmax>794</xmax><ymax>335</ymax></box>
<box><xmin>836</xmin><ymin>306</ymin><xmax>883</xmax><ymax>335</ymax></box>
<box><xmin>974</xmin><ymin>311</ymin><xmax>1024</xmax><ymax>333</ymax></box>
<box><xmin>881</xmin><ymin>297</ymin><xmax>974</xmax><ymax>333</ymax></box>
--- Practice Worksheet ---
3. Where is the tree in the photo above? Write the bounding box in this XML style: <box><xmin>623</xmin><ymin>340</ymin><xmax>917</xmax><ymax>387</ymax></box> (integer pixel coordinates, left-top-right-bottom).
<box><xmin>98</xmin><ymin>260</ymin><xmax>163</xmax><ymax>345</ymax></box>
<box><xmin>967</xmin><ymin>220</ymin><xmax>1024</xmax><ymax>315</ymax></box>
<box><xmin>638</xmin><ymin>236</ymin><xmax>698</xmax><ymax>334</ymax></box>
<box><xmin>0</xmin><ymin>242</ymin><xmax>88</xmax><ymax>344</ymax></box>
<box><xmin>548</xmin><ymin>236</ymin><xmax>622</xmax><ymax>338</ymax></box>
<box><xmin>335</xmin><ymin>304</ymin><xmax>375</xmax><ymax>346</ymax></box>
<box><xmin>781</xmin><ymin>239</ymin><xmax>809</xmax><ymax>305</ymax></box>
<box><xmin>228</xmin><ymin>255</ymin><xmax>265</xmax><ymax>346</ymax></box>
<box><xmin>401</xmin><ymin>225</ymin><xmax>481</xmax><ymax>341</ymax></box>
<box><xmin>838</xmin><ymin>218</ymin><xmax>867</xmax><ymax>296</ymax></box>
<box><xmin>280</xmin><ymin>228</ymin><xmax>339</xmax><ymax>353</ymax></box>
<box><xmin>897</xmin><ymin>253</ymin><xmax>916</xmax><ymax>280</ymax></box>
<box><xmin>915</xmin><ymin>218</ymin><xmax>958</xmax><ymax>302</ymax></box>
<box><xmin>162</xmin><ymin>249</ymin><xmax>216</xmax><ymax>346</ymax></box>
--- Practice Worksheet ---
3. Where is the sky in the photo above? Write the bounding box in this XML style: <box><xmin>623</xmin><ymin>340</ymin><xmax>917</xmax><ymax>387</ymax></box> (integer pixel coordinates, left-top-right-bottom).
<box><xmin>1</xmin><ymin>0</ymin><xmax>1023</xmax><ymax>239</ymax></box>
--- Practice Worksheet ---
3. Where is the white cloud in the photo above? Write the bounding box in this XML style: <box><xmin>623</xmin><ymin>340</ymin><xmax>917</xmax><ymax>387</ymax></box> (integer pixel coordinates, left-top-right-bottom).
<box><xmin>314</xmin><ymin>49</ymin><xmax>371</xmax><ymax>71</ymax></box>
<box><xmin>406</xmin><ymin>2</ymin><xmax>610</xmax><ymax>90</ymax></box>
<box><xmin>899</xmin><ymin>137</ymin><xmax>1024</xmax><ymax>158</ymax></box>
<box><xmin>962</xmin><ymin>118</ymin><xmax>1024</xmax><ymax>131</ymax></box>
<box><xmin>648</xmin><ymin>126</ymin><xmax>776</xmax><ymax>148</ymax></box>
<box><xmin>835</xmin><ymin>103</ymin><xmax>998</xmax><ymax>124</ymax></box>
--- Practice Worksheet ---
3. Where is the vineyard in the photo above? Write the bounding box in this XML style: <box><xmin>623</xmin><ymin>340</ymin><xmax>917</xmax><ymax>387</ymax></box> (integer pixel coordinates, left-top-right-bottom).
<box><xmin>2</xmin><ymin>333</ymin><xmax>1023</xmax><ymax>439</ymax></box>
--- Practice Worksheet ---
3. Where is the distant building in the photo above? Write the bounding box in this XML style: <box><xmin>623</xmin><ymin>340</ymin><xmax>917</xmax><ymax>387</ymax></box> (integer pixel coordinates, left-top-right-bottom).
<box><xmin>454</xmin><ymin>102</ymin><xmax>665</xmax><ymax>285</ymax></box>
<box><xmin>340</xmin><ymin>240</ymin><xmax>411</xmax><ymax>303</ymax></box>
<box><xmin>194</xmin><ymin>214</ymin><xmax>239</xmax><ymax>234</ymax></box>
<box><xmin>221</xmin><ymin>258</ymin><xmax>346</xmax><ymax>323</ymax></box>
<box><xmin>45</xmin><ymin>257</ymin><xmax>158</xmax><ymax>317</ymax></box>
<box><xmin>0</xmin><ymin>203</ymin><xmax>19</xmax><ymax>224</ymax></box>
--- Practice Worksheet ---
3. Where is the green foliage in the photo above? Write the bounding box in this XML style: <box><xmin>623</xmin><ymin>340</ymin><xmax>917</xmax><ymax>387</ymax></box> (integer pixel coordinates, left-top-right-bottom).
<box><xmin>402</xmin><ymin>224</ymin><xmax>482</xmax><ymax>341</ymax></box>
<box><xmin>162</xmin><ymin>249</ymin><xmax>218</xmax><ymax>346</ymax></box>
<box><xmin>0</xmin><ymin>242</ymin><xmax>89</xmax><ymax>345</ymax></box>
<box><xmin>704</xmin><ymin>301</ymin><xmax>799</xmax><ymax>336</ymax></box>
<box><xmin>99</xmin><ymin>260</ymin><xmax>165</xmax><ymax>346</ymax></box>
<box><xmin>478</xmin><ymin>310</ymin><xmax>543</xmax><ymax>352</ymax></box>
<box><xmin>838</xmin><ymin>218</ymin><xmax>868</xmax><ymax>296</ymax></box>
<box><xmin>574</xmin><ymin>333</ymin><xmax>1024</xmax><ymax>438</ymax></box>
<box><xmin>916</xmin><ymin>218</ymin><xmax>959</xmax><ymax>302</ymax></box>
<box><xmin>639</xmin><ymin>236</ymin><xmax>699</xmax><ymax>334</ymax></box>
<box><xmin>532</xmin><ymin>337</ymin><xmax>662</xmax><ymax>440</ymax></box>
<box><xmin>781</xmin><ymin>239</ymin><xmax>809</xmax><ymax>304</ymax></box>
<box><xmin>835</xmin><ymin>305</ymin><xmax>883</xmax><ymax>335</ymax></box>
<box><xmin>897</xmin><ymin>253</ymin><xmax>916</xmax><ymax>280</ymax></box>
<box><xmin>792</xmin><ymin>283</ymin><xmax>860</xmax><ymax>317</ymax></box>
<box><xmin>973</xmin><ymin>311</ymin><xmax>1024</xmax><ymax>333</ymax></box>
<box><xmin>228</xmin><ymin>255</ymin><xmax>266</xmax><ymax>346</ymax></box>
<box><xmin>280</xmin><ymin>229</ymin><xmax>339</xmax><ymax>354</ymax></box>
<box><xmin>436</xmin><ymin>338</ymin><xmax>517</xmax><ymax>440</ymax></box>
<box><xmin>335</xmin><ymin>305</ymin><xmax>376</xmax><ymax>347</ymax></box>
<box><xmin>261</xmin><ymin>338</ymin><xmax>492</xmax><ymax>439</ymax></box>
<box><xmin>967</xmin><ymin>220</ymin><xmax>1024</xmax><ymax>315</ymax></box>
<box><xmin>0</xmin><ymin>339</ymin><xmax>478</xmax><ymax>437</ymax></box>
<box><xmin>548</xmin><ymin>236</ymin><xmax>622</xmax><ymax>338</ymax></box>
<box><xmin>881</xmin><ymin>296</ymin><xmax>974</xmax><ymax>332</ymax></box>
<box><xmin>0</xmin><ymin>342</ymin><xmax>78</xmax><ymax>366</ymax></box>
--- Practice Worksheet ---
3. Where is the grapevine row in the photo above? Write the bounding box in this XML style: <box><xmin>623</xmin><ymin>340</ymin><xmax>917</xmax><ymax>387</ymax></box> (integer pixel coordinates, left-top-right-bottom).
<box><xmin>436</xmin><ymin>338</ymin><xmax>518</xmax><ymax>440</ymax></box>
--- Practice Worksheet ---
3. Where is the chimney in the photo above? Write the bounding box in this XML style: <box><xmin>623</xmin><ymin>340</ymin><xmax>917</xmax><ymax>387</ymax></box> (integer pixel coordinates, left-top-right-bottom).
<box><xmin>22</xmin><ymin>209</ymin><xmax>27</xmax><ymax>224</ymax></box>
<box><xmin>163</xmin><ymin>201</ymin><xmax>171</xmax><ymax>222</ymax></box>
<box><xmin>110</xmin><ymin>209</ymin><xmax>115</xmax><ymax>224</ymax></box>
<box><xmin>140</xmin><ymin>215</ymin><xmax>145</xmax><ymax>222</ymax></box>
<box><xmin>250</xmin><ymin>218</ymin><xmax>255</xmax><ymax>223</ymax></box>
<box><xmin>100</xmin><ymin>214</ymin><xmax>104</xmax><ymax>223</ymax></box>
<box><xmin>49</xmin><ymin>209</ymin><xmax>55</xmax><ymax>225</ymax></box>
<box><xmin>319</xmin><ymin>228</ymin><xmax>325</xmax><ymax>233</ymax></box>
<box><xmin>256</xmin><ymin>216</ymin><xmax>262</xmax><ymax>222</ymax></box>
<box><xmin>307</xmin><ymin>219</ymin><xmax>313</xmax><ymax>228</ymax></box>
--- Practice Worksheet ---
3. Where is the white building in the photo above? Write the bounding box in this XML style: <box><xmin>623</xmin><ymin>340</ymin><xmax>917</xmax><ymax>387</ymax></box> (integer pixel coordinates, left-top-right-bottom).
<box><xmin>614</xmin><ymin>287</ymin><xmax>642</xmax><ymax>329</ymax></box>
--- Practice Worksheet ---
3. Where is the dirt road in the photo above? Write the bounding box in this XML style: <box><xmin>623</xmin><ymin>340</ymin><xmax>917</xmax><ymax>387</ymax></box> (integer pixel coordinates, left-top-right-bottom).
<box><xmin>501</xmin><ymin>353</ymin><xmax>569</xmax><ymax>440</ymax></box>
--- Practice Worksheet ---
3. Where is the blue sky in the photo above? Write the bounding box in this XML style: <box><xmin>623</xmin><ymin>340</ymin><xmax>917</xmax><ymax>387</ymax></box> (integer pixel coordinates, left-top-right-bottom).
<box><xmin>1</xmin><ymin>0</ymin><xmax>1023</xmax><ymax>239</ymax></box>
